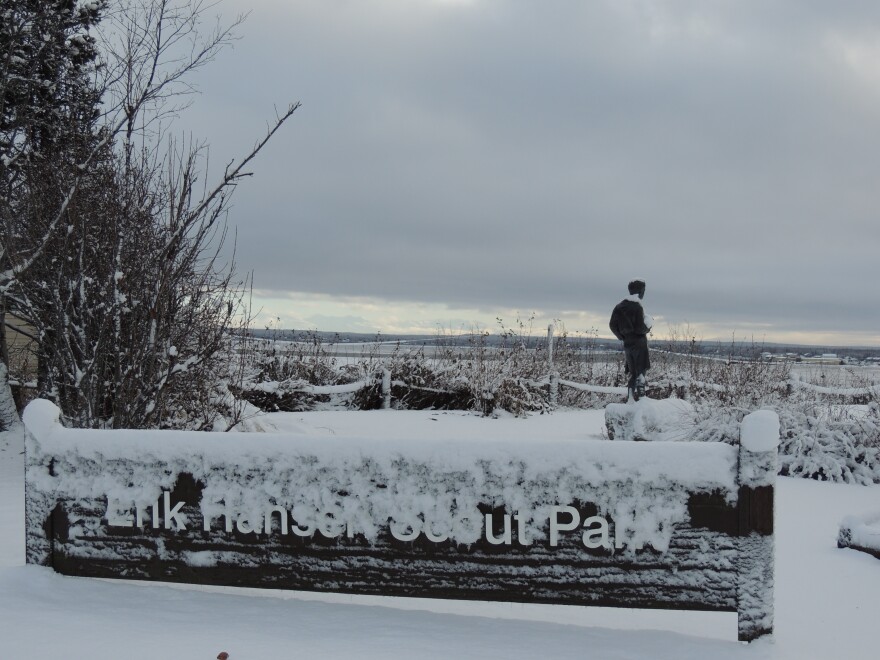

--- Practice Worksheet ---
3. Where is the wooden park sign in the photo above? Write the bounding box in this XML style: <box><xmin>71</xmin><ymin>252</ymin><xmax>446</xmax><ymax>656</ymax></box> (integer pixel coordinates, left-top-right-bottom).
<box><xmin>23</xmin><ymin>400</ymin><xmax>777</xmax><ymax>642</ymax></box>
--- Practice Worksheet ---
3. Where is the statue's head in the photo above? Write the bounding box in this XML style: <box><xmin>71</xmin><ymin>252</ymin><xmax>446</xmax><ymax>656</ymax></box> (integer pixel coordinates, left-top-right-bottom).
<box><xmin>628</xmin><ymin>279</ymin><xmax>646</xmax><ymax>299</ymax></box>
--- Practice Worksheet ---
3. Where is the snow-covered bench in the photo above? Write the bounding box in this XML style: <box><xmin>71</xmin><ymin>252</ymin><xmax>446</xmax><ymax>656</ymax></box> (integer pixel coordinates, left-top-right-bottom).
<box><xmin>23</xmin><ymin>400</ymin><xmax>777</xmax><ymax>642</ymax></box>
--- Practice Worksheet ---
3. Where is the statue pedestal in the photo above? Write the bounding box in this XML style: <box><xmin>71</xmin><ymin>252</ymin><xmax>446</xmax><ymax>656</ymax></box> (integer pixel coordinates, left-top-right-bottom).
<box><xmin>604</xmin><ymin>397</ymin><xmax>694</xmax><ymax>441</ymax></box>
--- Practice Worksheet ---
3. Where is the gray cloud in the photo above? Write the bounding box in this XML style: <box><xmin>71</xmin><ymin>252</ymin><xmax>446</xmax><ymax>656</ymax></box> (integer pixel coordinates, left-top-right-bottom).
<box><xmin>177</xmin><ymin>0</ymin><xmax>880</xmax><ymax>342</ymax></box>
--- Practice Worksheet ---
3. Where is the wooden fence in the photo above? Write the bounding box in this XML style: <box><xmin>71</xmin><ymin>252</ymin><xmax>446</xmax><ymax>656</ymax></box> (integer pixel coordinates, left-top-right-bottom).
<box><xmin>261</xmin><ymin>325</ymin><xmax>877</xmax><ymax>409</ymax></box>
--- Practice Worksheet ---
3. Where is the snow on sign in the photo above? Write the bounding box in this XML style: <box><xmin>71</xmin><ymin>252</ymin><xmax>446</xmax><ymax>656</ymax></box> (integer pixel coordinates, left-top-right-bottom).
<box><xmin>22</xmin><ymin>400</ymin><xmax>777</xmax><ymax>642</ymax></box>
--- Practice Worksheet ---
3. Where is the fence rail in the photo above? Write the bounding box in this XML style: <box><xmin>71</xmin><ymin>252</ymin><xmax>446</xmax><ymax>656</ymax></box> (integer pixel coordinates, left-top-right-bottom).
<box><xmin>13</xmin><ymin>329</ymin><xmax>878</xmax><ymax>409</ymax></box>
<box><xmin>261</xmin><ymin>364</ymin><xmax>877</xmax><ymax>412</ymax></box>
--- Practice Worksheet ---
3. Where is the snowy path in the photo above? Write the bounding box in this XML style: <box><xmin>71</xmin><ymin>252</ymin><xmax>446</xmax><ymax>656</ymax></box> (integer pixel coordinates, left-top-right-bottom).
<box><xmin>1</xmin><ymin>410</ymin><xmax>877</xmax><ymax>659</ymax></box>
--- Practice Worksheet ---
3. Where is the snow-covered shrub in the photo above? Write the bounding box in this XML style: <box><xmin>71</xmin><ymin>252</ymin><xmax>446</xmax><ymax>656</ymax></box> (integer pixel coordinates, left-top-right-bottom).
<box><xmin>492</xmin><ymin>378</ymin><xmax>549</xmax><ymax>416</ymax></box>
<box><xmin>348</xmin><ymin>326</ymin><xmax>553</xmax><ymax>415</ymax></box>
<box><xmin>777</xmin><ymin>404</ymin><xmax>880</xmax><ymax>485</ymax></box>
<box><xmin>689</xmin><ymin>408</ymin><xmax>742</xmax><ymax>445</ymax></box>
<box><xmin>379</xmin><ymin>351</ymin><xmax>472</xmax><ymax>411</ymax></box>
<box><xmin>233</xmin><ymin>331</ymin><xmax>364</xmax><ymax>413</ymax></box>
<box><xmin>684</xmin><ymin>401</ymin><xmax>880</xmax><ymax>485</ymax></box>
<box><xmin>249</xmin><ymin>331</ymin><xmax>338</xmax><ymax>386</ymax></box>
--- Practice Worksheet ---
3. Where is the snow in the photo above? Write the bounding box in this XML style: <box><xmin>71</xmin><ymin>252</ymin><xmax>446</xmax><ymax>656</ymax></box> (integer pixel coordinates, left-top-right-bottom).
<box><xmin>839</xmin><ymin>510</ymin><xmax>880</xmax><ymax>554</ymax></box>
<box><xmin>621</xmin><ymin>293</ymin><xmax>653</xmax><ymax>329</ymax></box>
<box><xmin>20</xmin><ymin>397</ymin><xmax>60</xmax><ymax>442</ymax></box>
<box><xmin>23</xmin><ymin>401</ymin><xmax>738</xmax><ymax>552</ymax></box>
<box><xmin>2</xmin><ymin>409</ymin><xmax>880</xmax><ymax>659</ymax></box>
<box><xmin>740</xmin><ymin>411</ymin><xmax>780</xmax><ymax>454</ymax></box>
<box><xmin>738</xmin><ymin>410</ymin><xmax>780</xmax><ymax>489</ymax></box>
<box><xmin>788</xmin><ymin>378</ymin><xmax>880</xmax><ymax>397</ymax></box>
<box><xmin>604</xmin><ymin>397</ymin><xmax>695</xmax><ymax>442</ymax></box>
<box><xmin>252</xmin><ymin>378</ymin><xmax>372</xmax><ymax>395</ymax></box>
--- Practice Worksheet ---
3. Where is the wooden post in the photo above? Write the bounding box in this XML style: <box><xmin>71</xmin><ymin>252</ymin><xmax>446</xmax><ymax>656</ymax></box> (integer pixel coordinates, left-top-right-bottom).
<box><xmin>547</xmin><ymin>324</ymin><xmax>558</xmax><ymax>408</ymax></box>
<box><xmin>381</xmin><ymin>368</ymin><xmax>392</xmax><ymax>410</ymax></box>
<box><xmin>736</xmin><ymin>410</ymin><xmax>779</xmax><ymax>642</ymax></box>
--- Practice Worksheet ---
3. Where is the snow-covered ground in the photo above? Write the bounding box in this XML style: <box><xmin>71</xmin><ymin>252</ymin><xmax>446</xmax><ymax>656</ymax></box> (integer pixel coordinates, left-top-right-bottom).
<box><xmin>1</xmin><ymin>409</ymin><xmax>878</xmax><ymax>659</ymax></box>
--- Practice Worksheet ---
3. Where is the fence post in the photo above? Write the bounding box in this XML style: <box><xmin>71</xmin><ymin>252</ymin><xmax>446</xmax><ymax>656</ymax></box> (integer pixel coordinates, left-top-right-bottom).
<box><xmin>547</xmin><ymin>324</ymin><xmax>558</xmax><ymax>408</ymax></box>
<box><xmin>381</xmin><ymin>368</ymin><xmax>392</xmax><ymax>410</ymax></box>
<box><xmin>736</xmin><ymin>410</ymin><xmax>778</xmax><ymax>642</ymax></box>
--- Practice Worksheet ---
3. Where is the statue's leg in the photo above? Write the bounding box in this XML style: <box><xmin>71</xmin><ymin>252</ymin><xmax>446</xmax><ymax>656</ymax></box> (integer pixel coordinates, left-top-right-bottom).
<box><xmin>625</xmin><ymin>348</ymin><xmax>638</xmax><ymax>401</ymax></box>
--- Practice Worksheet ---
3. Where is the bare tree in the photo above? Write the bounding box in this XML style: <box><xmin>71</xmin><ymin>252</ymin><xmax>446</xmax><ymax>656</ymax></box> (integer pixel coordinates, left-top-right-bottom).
<box><xmin>1</xmin><ymin>0</ymin><xmax>298</xmax><ymax>429</ymax></box>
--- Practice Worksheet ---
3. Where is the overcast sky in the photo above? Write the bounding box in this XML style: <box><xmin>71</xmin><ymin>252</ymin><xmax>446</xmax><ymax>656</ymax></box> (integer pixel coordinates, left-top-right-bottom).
<box><xmin>175</xmin><ymin>0</ymin><xmax>880</xmax><ymax>346</ymax></box>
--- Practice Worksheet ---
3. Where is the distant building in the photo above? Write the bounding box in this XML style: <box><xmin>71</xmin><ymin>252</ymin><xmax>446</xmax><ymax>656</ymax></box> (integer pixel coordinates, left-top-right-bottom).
<box><xmin>760</xmin><ymin>352</ymin><xmax>797</xmax><ymax>363</ymax></box>
<box><xmin>800</xmin><ymin>354</ymin><xmax>844</xmax><ymax>365</ymax></box>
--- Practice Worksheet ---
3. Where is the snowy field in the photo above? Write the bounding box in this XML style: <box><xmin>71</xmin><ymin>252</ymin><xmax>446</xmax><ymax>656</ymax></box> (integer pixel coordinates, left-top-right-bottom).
<box><xmin>1</xmin><ymin>409</ymin><xmax>878</xmax><ymax>660</ymax></box>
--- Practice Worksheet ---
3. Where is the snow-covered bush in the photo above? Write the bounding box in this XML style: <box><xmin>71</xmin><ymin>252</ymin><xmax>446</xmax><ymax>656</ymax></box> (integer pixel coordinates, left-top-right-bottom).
<box><xmin>250</xmin><ymin>331</ymin><xmax>338</xmax><ymax>385</ymax></box>
<box><xmin>354</xmin><ymin>325</ymin><xmax>554</xmax><ymax>415</ymax></box>
<box><xmin>777</xmin><ymin>404</ymin><xmax>880</xmax><ymax>485</ymax></box>
<box><xmin>231</xmin><ymin>332</ymin><xmax>363</xmax><ymax>413</ymax></box>
<box><xmin>686</xmin><ymin>402</ymin><xmax>880</xmax><ymax>485</ymax></box>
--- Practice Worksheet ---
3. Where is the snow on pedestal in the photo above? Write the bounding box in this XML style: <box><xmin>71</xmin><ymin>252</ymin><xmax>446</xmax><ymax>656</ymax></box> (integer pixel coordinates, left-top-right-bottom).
<box><xmin>604</xmin><ymin>397</ymin><xmax>694</xmax><ymax>442</ymax></box>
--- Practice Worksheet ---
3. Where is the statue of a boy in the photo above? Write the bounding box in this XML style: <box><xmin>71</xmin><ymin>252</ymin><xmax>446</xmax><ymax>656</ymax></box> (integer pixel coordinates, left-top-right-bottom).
<box><xmin>609</xmin><ymin>279</ymin><xmax>653</xmax><ymax>401</ymax></box>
